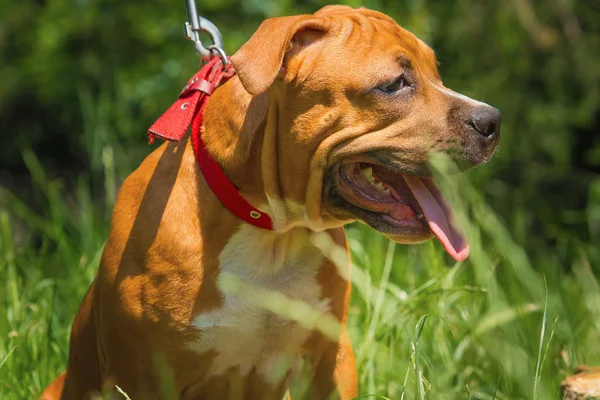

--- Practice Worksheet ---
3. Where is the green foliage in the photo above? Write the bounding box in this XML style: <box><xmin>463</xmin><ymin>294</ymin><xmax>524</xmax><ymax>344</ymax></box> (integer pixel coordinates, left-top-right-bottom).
<box><xmin>0</xmin><ymin>0</ymin><xmax>599</xmax><ymax>399</ymax></box>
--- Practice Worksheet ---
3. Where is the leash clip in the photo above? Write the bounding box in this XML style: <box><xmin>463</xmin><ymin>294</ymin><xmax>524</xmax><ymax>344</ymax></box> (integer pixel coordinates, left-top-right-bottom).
<box><xmin>183</xmin><ymin>0</ymin><xmax>228</xmax><ymax>66</ymax></box>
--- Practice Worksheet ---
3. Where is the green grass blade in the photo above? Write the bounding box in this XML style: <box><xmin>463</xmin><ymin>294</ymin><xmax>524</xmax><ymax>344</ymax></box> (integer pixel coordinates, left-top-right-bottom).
<box><xmin>532</xmin><ymin>276</ymin><xmax>548</xmax><ymax>400</ymax></box>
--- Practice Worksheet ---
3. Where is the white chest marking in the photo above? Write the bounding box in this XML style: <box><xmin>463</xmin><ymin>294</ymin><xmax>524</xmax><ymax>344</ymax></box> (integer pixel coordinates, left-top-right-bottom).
<box><xmin>190</xmin><ymin>225</ymin><xmax>330</xmax><ymax>379</ymax></box>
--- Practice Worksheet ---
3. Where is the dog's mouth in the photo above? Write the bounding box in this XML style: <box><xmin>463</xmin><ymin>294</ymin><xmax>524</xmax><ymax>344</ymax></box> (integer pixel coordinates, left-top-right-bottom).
<box><xmin>333</xmin><ymin>159</ymin><xmax>469</xmax><ymax>261</ymax></box>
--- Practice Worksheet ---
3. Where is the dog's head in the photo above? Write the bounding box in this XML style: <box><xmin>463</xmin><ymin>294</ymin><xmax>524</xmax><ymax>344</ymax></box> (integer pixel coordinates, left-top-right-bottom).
<box><xmin>231</xmin><ymin>5</ymin><xmax>500</xmax><ymax>261</ymax></box>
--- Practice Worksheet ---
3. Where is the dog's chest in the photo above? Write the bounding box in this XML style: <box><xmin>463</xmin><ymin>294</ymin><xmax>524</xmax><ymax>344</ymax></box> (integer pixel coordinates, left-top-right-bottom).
<box><xmin>190</xmin><ymin>226</ymin><xmax>327</xmax><ymax>378</ymax></box>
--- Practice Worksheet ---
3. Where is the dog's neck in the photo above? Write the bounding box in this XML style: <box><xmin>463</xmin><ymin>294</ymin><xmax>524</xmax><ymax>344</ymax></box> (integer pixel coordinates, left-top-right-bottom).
<box><xmin>202</xmin><ymin>77</ymin><xmax>306</xmax><ymax>231</ymax></box>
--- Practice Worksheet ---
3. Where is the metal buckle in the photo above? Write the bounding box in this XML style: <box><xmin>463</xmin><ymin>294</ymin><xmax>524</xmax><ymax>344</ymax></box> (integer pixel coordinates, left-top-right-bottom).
<box><xmin>183</xmin><ymin>0</ymin><xmax>228</xmax><ymax>65</ymax></box>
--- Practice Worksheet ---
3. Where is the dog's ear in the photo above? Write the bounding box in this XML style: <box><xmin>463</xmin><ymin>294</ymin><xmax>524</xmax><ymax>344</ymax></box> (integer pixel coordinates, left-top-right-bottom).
<box><xmin>231</xmin><ymin>16</ymin><xmax>328</xmax><ymax>95</ymax></box>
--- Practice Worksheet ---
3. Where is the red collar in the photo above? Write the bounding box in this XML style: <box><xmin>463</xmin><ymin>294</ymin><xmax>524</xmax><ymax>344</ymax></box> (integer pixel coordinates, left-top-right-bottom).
<box><xmin>147</xmin><ymin>58</ymin><xmax>274</xmax><ymax>230</ymax></box>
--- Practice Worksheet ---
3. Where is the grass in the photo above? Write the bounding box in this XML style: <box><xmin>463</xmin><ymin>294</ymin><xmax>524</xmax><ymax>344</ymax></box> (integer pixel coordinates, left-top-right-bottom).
<box><xmin>1</xmin><ymin>135</ymin><xmax>599</xmax><ymax>399</ymax></box>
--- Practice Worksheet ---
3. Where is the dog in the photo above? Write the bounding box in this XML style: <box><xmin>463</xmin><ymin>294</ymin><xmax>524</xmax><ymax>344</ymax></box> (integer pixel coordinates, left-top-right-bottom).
<box><xmin>41</xmin><ymin>5</ymin><xmax>500</xmax><ymax>399</ymax></box>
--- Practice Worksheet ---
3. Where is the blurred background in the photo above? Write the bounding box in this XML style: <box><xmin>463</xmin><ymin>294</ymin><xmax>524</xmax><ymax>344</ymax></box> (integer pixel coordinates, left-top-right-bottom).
<box><xmin>0</xmin><ymin>0</ymin><xmax>599</xmax><ymax>399</ymax></box>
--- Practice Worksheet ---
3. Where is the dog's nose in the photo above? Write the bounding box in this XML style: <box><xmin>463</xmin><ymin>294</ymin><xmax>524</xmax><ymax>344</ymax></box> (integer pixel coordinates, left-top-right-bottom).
<box><xmin>468</xmin><ymin>106</ymin><xmax>501</xmax><ymax>141</ymax></box>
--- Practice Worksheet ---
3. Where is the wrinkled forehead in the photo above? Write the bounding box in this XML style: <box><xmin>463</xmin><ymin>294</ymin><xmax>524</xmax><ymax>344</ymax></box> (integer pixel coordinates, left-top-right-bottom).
<box><xmin>314</xmin><ymin>10</ymin><xmax>440</xmax><ymax>83</ymax></box>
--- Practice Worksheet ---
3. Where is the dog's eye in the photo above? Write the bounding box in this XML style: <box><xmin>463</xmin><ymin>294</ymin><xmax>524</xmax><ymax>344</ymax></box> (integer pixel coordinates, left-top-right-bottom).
<box><xmin>377</xmin><ymin>76</ymin><xmax>408</xmax><ymax>93</ymax></box>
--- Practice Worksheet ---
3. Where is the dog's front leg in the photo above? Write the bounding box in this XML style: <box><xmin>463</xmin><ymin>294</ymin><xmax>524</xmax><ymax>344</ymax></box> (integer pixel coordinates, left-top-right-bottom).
<box><xmin>307</xmin><ymin>329</ymin><xmax>358</xmax><ymax>400</ymax></box>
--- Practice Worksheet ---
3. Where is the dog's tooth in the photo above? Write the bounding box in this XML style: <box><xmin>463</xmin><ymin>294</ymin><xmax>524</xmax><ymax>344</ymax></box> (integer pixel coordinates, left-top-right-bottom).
<box><xmin>374</xmin><ymin>181</ymin><xmax>384</xmax><ymax>191</ymax></box>
<box><xmin>416</xmin><ymin>213</ymin><xmax>425</xmax><ymax>220</ymax></box>
<box><xmin>360</xmin><ymin>166</ymin><xmax>373</xmax><ymax>180</ymax></box>
<box><xmin>382</xmin><ymin>187</ymin><xmax>390</xmax><ymax>193</ymax></box>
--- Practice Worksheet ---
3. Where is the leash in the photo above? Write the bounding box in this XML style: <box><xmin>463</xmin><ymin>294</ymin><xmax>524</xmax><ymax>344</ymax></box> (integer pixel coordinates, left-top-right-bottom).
<box><xmin>146</xmin><ymin>5</ymin><xmax>274</xmax><ymax>231</ymax></box>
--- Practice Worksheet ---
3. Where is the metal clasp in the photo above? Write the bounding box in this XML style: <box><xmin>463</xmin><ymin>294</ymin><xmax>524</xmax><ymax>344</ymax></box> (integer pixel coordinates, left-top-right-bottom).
<box><xmin>184</xmin><ymin>0</ymin><xmax>228</xmax><ymax>65</ymax></box>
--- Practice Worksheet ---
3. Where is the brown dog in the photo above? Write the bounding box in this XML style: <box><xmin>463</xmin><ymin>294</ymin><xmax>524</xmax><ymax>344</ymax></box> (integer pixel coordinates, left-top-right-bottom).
<box><xmin>42</xmin><ymin>5</ymin><xmax>500</xmax><ymax>400</ymax></box>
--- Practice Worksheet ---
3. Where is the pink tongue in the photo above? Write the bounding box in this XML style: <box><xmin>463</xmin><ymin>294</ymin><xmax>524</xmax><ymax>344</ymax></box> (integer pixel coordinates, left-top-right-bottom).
<box><xmin>404</xmin><ymin>177</ymin><xmax>469</xmax><ymax>261</ymax></box>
